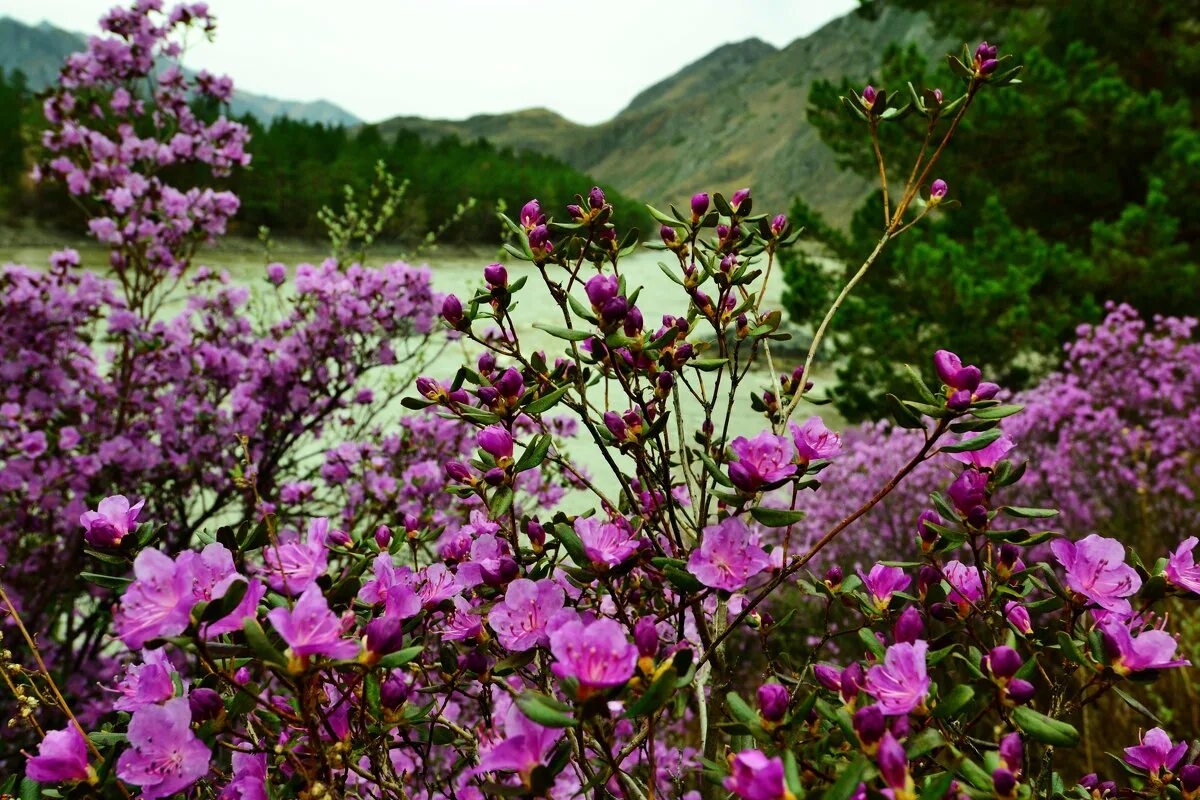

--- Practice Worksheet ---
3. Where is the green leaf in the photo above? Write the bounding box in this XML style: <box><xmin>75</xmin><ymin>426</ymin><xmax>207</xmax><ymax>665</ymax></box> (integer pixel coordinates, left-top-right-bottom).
<box><xmin>1000</xmin><ymin>506</ymin><xmax>1059</xmax><ymax>519</ymax></box>
<box><xmin>1012</xmin><ymin>706</ymin><xmax>1080</xmax><ymax>746</ymax></box>
<box><xmin>365</xmin><ymin>672</ymin><xmax>382</xmax><ymax>718</ymax></box>
<box><xmin>822</xmin><ymin>756</ymin><xmax>869</xmax><ymax>800</ymax></box>
<box><xmin>195</xmin><ymin>579</ymin><xmax>250</xmax><ymax>627</ymax></box>
<box><xmin>690</xmin><ymin>357</ymin><xmax>729</xmax><ymax>372</ymax></box>
<box><xmin>932</xmin><ymin>684</ymin><xmax>974</xmax><ymax>719</ymax></box>
<box><xmin>550</xmin><ymin>522</ymin><xmax>591</xmax><ymax>568</ymax></box>
<box><xmin>858</xmin><ymin>628</ymin><xmax>885</xmax><ymax>659</ymax></box>
<box><xmin>903</xmin><ymin>364</ymin><xmax>937</xmax><ymax>404</ymax></box>
<box><xmin>80</xmin><ymin>571</ymin><xmax>133</xmax><ymax>590</ymax></box>
<box><xmin>524</xmin><ymin>385</ymin><xmax>570</xmax><ymax>415</ymax></box>
<box><xmin>939</xmin><ymin>429</ymin><xmax>1002</xmax><ymax>452</ymax></box>
<box><xmin>20</xmin><ymin>778</ymin><xmax>39</xmax><ymax>800</ymax></box>
<box><xmin>973</xmin><ymin>404</ymin><xmax>1023</xmax><ymax>420</ymax></box>
<box><xmin>1112</xmin><ymin>686</ymin><xmax>1162</xmax><ymax>724</ymax></box>
<box><xmin>533</xmin><ymin>323</ymin><xmax>592</xmax><ymax>342</ymax></box>
<box><xmin>726</xmin><ymin>691</ymin><xmax>760</xmax><ymax>727</ymax></box>
<box><xmin>919</xmin><ymin>774</ymin><xmax>956</xmax><ymax>800</ymax></box>
<box><xmin>514</xmin><ymin>433</ymin><xmax>552</xmax><ymax>474</ymax></box>
<box><xmin>516</xmin><ymin>692</ymin><xmax>578</xmax><ymax>728</ymax></box>
<box><xmin>749</xmin><ymin>507</ymin><xmax>806</xmax><ymax>527</ymax></box>
<box><xmin>625</xmin><ymin>667</ymin><xmax>677</xmax><ymax>718</ymax></box>
<box><xmin>378</xmin><ymin>645</ymin><xmax>424</xmax><ymax>670</ymax></box>
<box><xmin>242</xmin><ymin>617</ymin><xmax>287</xmax><ymax>669</ymax></box>
<box><xmin>664</xmin><ymin>565</ymin><xmax>704</xmax><ymax>594</ymax></box>
<box><xmin>488</xmin><ymin>487</ymin><xmax>514</xmax><ymax>518</ymax></box>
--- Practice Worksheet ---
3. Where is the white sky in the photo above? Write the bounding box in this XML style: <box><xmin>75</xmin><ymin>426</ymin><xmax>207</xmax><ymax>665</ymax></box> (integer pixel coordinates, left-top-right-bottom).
<box><xmin>1</xmin><ymin>0</ymin><xmax>856</xmax><ymax>124</ymax></box>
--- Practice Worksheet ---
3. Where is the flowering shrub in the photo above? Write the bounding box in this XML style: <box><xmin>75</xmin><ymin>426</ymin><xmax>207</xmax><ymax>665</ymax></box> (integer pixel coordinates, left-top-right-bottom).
<box><xmin>7</xmin><ymin>10</ymin><xmax>1200</xmax><ymax>800</ymax></box>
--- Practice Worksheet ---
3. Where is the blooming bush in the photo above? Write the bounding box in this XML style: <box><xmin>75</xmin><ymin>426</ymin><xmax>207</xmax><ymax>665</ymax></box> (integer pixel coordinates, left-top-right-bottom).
<box><xmin>7</xmin><ymin>9</ymin><xmax>1200</xmax><ymax>800</ymax></box>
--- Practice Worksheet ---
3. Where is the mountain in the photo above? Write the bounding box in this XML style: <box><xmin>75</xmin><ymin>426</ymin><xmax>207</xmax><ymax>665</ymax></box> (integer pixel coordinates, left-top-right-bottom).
<box><xmin>0</xmin><ymin>17</ymin><xmax>361</xmax><ymax>127</ymax></box>
<box><xmin>377</xmin><ymin>6</ymin><xmax>939</xmax><ymax>226</ymax></box>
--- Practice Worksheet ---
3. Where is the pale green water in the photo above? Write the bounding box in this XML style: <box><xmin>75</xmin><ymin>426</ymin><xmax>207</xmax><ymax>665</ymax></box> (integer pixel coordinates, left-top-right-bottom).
<box><xmin>2</xmin><ymin>237</ymin><xmax>841</xmax><ymax>503</ymax></box>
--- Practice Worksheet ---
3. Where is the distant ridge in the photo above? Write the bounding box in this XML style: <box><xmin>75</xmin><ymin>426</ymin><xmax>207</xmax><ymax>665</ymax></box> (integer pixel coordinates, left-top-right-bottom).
<box><xmin>0</xmin><ymin>16</ymin><xmax>361</xmax><ymax>127</ymax></box>
<box><xmin>376</xmin><ymin>7</ymin><xmax>939</xmax><ymax>226</ymax></box>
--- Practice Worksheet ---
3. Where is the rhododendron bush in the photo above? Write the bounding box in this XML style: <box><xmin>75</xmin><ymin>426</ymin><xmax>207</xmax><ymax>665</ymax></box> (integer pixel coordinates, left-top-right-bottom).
<box><xmin>6</xmin><ymin>5</ymin><xmax>1200</xmax><ymax>800</ymax></box>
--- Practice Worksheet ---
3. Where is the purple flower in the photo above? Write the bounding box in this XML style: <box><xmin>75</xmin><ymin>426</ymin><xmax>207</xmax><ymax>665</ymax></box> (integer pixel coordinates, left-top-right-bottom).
<box><xmin>79</xmin><ymin>494</ymin><xmax>144</xmax><ymax>547</ymax></box>
<box><xmin>934</xmin><ymin>349</ymin><xmax>981</xmax><ymax>391</ymax></box>
<box><xmin>757</xmin><ymin>683</ymin><xmax>790</xmax><ymax>723</ymax></box>
<box><xmin>260</xmin><ymin>517</ymin><xmax>330</xmax><ymax>595</ymax></box>
<box><xmin>441</xmin><ymin>293</ymin><xmax>464</xmax><ymax>326</ymax></box>
<box><xmin>489</xmin><ymin>578</ymin><xmax>565</xmax><ymax>652</ymax></box>
<box><xmin>1124</xmin><ymin>728</ymin><xmax>1187</xmax><ymax>776</ymax></box>
<box><xmin>484</xmin><ymin>263</ymin><xmax>508</xmax><ymax>287</ymax></box>
<box><xmin>730</xmin><ymin>187</ymin><xmax>751</xmax><ymax>212</ymax></box>
<box><xmin>519</xmin><ymin>199</ymin><xmax>543</xmax><ymax>229</ymax></box>
<box><xmin>115</xmin><ymin>549</ymin><xmax>193</xmax><ymax>649</ymax></box>
<box><xmin>724</xmin><ymin>749</ymin><xmax>787</xmax><ymax>800</ymax></box>
<box><xmin>687</xmin><ymin>516</ymin><xmax>772</xmax><ymax>592</ymax></box>
<box><xmin>947</xmin><ymin>468</ymin><xmax>988</xmax><ymax>515</ymax></box>
<box><xmin>893</xmin><ymin>607</ymin><xmax>924</xmax><ymax>644</ymax></box>
<box><xmin>789</xmin><ymin>416</ymin><xmax>842</xmax><ymax>462</ymax></box>
<box><xmin>691</xmin><ymin>192</ymin><xmax>710</xmax><ymax>217</ymax></box>
<box><xmin>1005</xmin><ymin>602</ymin><xmax>1033</xmax><ymax>634</ymax></box>
<box><xmin>588</xmin><ymin>186</ymin><xmax>606</xmax><ymax>209</ymax></box>
<box><xmin>943</xmin><ymin>560</ymin><xmax>984</xmax><ymax>613</ymax></box>
<box><xmin>266</xmin><ymin>584</ymin><xmax>360</xmax><ymax>661</ymax></box>
<box><xmin>1101</xmin><ymin>618</ymin><xmax>1190</xmax><ymax>674</ymax></box>
<box><xmin>549</xmin><ymin>618</ymin><xmax>637</xmax><ymax>696</ymax></box>
<box><xmin>865</xmin><ymin>640</ymin><xmax>930</xmax><ymax>715</ymax></box>
<box><xmin>575</xmin><ymin>516</ymin><xmax>641</xmax><ymax>568</ymax></box>
<box><xmin>862</xmin><ymin>85</ymin><xmax>878</xmax><ymax>108</ymax></box>
<box><xmin>475</xmin><ymin>702</ymin><xmax>562</xmax><ymax>782</ymax></box>
<box><xmin>112</xmin><ymin>648</ymin><xmax>180</xmax><ymax>712</ymax></box>
<box><xmin>728</xmin><ymin>430</ymin><xmax>797</xmax><ymax>491</ymax></box>
<box><xmin>265</xmin><ymin>262</ymin><xmax>287</xmax><ymax>285</ymax></box>
<box><xmin>930</xmin><ymin>179</ymin><xmax>948</xmax><ymax>200</ymax></box>
<box><xmin>1051</xmin><ymin>534</ymin><xmax>1141</xmax><ymax>615</ymax></box>
<box><xmin>857</xmin><ymin>564</ymin><xmax>910</xmax><ymax>611</ymax></box>
<box><xmin>477</xmin><ymin>425</ymin><xmax>514</xmax><ymax>460</ymax></box>
<box><xmin>1165</xmin><ymin>537</ymin><xmax>1200</xmax><ymax>594</ymax></box>
<box><xmin>877</xmin><ymin>732</ymin><xmax>912</xmax><ymax>795</ymax></box>
<box><xmin>948</xmin><ymin>431</ymin><xmax>1014</xmax><ymax>469</ymax></box>
<box><xmin>115</xmin><ymin>698</ymin><xmax>211</xmax><ymax>799</ymax></box>
<box><xmin>25</xmin><ymin>724</ymin><xmax>91</xmax><ymax>783</ymax></box>
<box><xmin>585</xmin><ymin>274</ymin><xmax>620</xmax><ymax>310</ymax></box>
<box><xmin>222</xmin><ymin>752</ymin><xmax>266</xmax><ymax>800</ymax></box>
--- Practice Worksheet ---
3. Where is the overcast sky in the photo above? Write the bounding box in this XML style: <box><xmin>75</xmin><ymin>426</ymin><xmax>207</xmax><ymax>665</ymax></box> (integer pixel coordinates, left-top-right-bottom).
<box><xmin>2</xmin><ymin>0</ymin><xmax>857</xmax><ymax>124</ymax></box>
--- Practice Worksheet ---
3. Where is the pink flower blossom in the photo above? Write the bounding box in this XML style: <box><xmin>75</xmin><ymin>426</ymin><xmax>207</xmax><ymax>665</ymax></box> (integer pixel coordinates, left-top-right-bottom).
<box><xmin>1123</xmin><ymin>727</ymin><xmax>1187</xmax><ymax>776</ymax></box>
<box><xmin>79</xmin><ymin>494</ymin><xmax>144</xmax><ymax>547</ymax></box>
<box><xmin>857</xmin><ymin>564</ymin><xmax>910</xmax><ymax>611</ymax></box>
<box><xmin>1051</xmin><ymin>534</ymin><xmax>1141</xmax><ymax>616</ymax></box>
<box><xmin>266</xmin><ymin>584</ymin><xmax>359</xmax><ymax>661</ymax></box>
<box><xmin>1165</xmin><ymin>537</ymin><xmax>1200</xmax><ymax>594</ymax></box>
<box><xmin>943</xmin><ymin>560</ymin><xmax>985</xmax><ymax>614</ymax></box>
<box><xmin>687</xmin><ymin>516</ymin><xmax>771</xmax><ymax>592</ymax></box>
<box><xmin>724</xmin><ymin>749</ymin><xmax>788</xmax><ymax>800</ymax></box>
<box><xmin>549</xmin><ymin>618</ymin><xmax>637</xmax><ymax>694</ymax></box>
<box><xmin>865</xmin><ymin>640</ymin><xmax>930</xmax><ymax>715</ymax></box>
<box><xmin>489</xmin><ymin>578</ymin><xmax>565</xmax><ymax>652</ymax></box>
<box><xmin>474</xmin><ymin>702</ymin><xmax>563</xmax><ymax>780</ymax></box>
<box><xmin>789</xmin><ymin>416</ymin><xmax>842</xmax><ymax>462</ymax></box>
<box><xmin>112</xmin><ymin>648</ymin><xmax>180</xmax><ymax>712</ymax></box>
<box><xmin>115</xmin><ymin>549</ymin><xmax>193</xmax><ymax>649</ymax></box>
<box><xmin>1100</xmin><ymin>618</ymin><xmax>1190</xmax><ymax>674</ymax></box>
<box><xmin>260</xmin><ymin>517</ymin><xmax>330</xmax><ymax>595</ymax></box>
<box><xmin>728</xmin><ymin>430</ymin><xmax>796</xmax><ymax>492</ymax></box>
<box><xmin>115</xmin><ymin>697</ymin><xmax>211</xmax><ymax>799</ymax></box>
<box><xmin>575</xmin><ymin>516</ymin><xmax>641</xmax><ymax>568</ymax></box>
<box><xmin>25</xmin><ymin>724</ymin><xmax>91</xmax><ymax>783</ymax></box>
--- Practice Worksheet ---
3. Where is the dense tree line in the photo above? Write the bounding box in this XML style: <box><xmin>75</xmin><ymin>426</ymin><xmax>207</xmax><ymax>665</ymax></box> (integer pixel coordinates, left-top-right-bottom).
<box><xmin>0</xmin><ymin>68</ymin><xmax>650</xmax><ymax>244</ymax></box>
<box><xmin>782</xmin><ymin>0</ymin><xmax>1200</xmax><ymax>421</ymax></box>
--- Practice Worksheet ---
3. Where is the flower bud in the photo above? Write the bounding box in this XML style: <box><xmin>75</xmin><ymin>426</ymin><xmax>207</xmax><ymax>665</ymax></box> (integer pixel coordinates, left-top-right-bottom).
<box><xmin>528</xmin><ymin>223</ymin><xmax>552</xmax><ymax>250</ymax></box>
<box><xmin>929</xmin><ymin>179</ymin><xmax>948</xmax><ymax>203</ymax></box>
<box><xmin>374</xmin><ymin>525</ymin><xmax>392</xmax><ymax>549</ymax></box>
<box><xmin>588</xmin><ymin>186</ymin><xmax>606</xmax><ymax>209</ymax></box>
<box><xmin>495</xmin><ymin>367</ymin><xmax>524</xmax><ymax>399</ymax></box>
<box><xmin>633</xmin><ymin>617</ymin><xmax>658</xmax><ymax>659</ymax></box>
<box><xmin>365</xmin><ymin>617</ymin><xmax>405</xmax><ymax>658</ymax></box>
<box><xmin>462</xmin><ymin>648</ymin><xmax>489</xmax><ymax>675</ymax></box>
<box><xmin>1005</xmin><ymin>602</ymin><xmax>1033</xmax><ymax>634</ymax></box>
<box><xmin>266</xmin><ymin>262</ymin><xmax>287</xmax><ymax>285</ymax></box>
<box><xmin>416</xmin><ymin>376</ymin><xmax>440</xmax><ymax>400</ymax></box>
<box><xmin>380</xmin><ymin>671</ymin><xmax>409</xmax><ymax>709</ymax></box>
<box><xmin>483</xmin><ymin>467</ymin><xmax>506</xmax><ymax>486</ymax></box>
<box><xmin>877</xmin><ymin>732</ymin><xmax>910</xmax><ymax>793</ymax></box>
<box><xmin>441</xmin><ymin>294</ymin><xmax>464</xmax><ymax>326</ymax></box>
<box><xmin>327</xmin><ymin>528</ymin><xmax>352</xmax><ymax>547</ymax></box>
<box><xmin>862</xmin><ymin>84</ymin><xmax>878</xmax><ymax>108</ymax></box>
<box><xmin>840</xmin><ymin>662</ymin><xmax>864</xmax><ymax>702</ymax></box>
<box><xmin>854</xmin><ymin>704</ymin><xmax>885</xmax><ymax>749</ymax></box>
<box><xmin>234</xmin><ymin>667</ymin><xmax>251</xmax><ymax>686</ymax></box>
<box><xmin>917</xmin><ymin>509</ymin><xmax>943</xmax><ymax>549</ymax></box>
<box><xmin>188</xmin><ymin>687</ymin><xmax>224</xmax><ymax>723</ymax></box>
<box><xmin>757</xmin><ymin>683</ymin><xmax>790</xmax><ymax>723</ymax></box>
<box><xmin>690</xmin><ymin>192</ymin><xmax>709</xmax><ymax>218</ymax></box>
<box><xmin>527</xmin><ymin>518</ymin><xmax>546</xmax><ymax>549</ymax></box>
<box><xmin>659</xmin><ymin>224</ymin><xmax>677</xmax><ymax>244</ymax></box>
<box><xmin>483</xmin><ymin>263</ymin><xmax>507</xmax><ymax>288</ymax></box>
<box><xmin>1006</xmin><ymin>678</ymin><xmax>1035</xmax><ymax>705</ymax></box>
<box><xmin>813</xmin><ymin>664</ymin><xmax>842</xmax><ymax>692</ymax></box>
<box><xmin>999</xmin><ymin>732</ymin><xmax>1022</xmax><ymax>773</ymax></box>
<box><xmin>445</xmin><ymin>461</ymin><xmax>472</xmax><ymax>483</ymax></box>
<box><xmin>566</xmin><ymin>203</ymin><xmax>583</xmax><ymax>220</ymax></box>
<box><xmin>1181</xmin><ymin>764</ymin><xmax>1200</xmax><ymax>797</ymax></box>
<box><xmin>519</xmin><ymin>199</ymin><xmax>542</xmax><ymax>229</ymax></box>
<box><xmin>730</xmin><ymin>187</ymin><xmax>751</xmax><ymax>212</ymax></box>
<box><xmin>477</xmin><ymin>425</ymin><xmax>514</xmax><ymax>460</ymax></box>
<box><xmin>985</xmin><ymin>646</ymin><xmax>1022</xmax><ymax>680</ymax></box>
<box><xmin>585</xmin><ymin>274</ymin><xmax>620</xmax><ymax>309</ymax></box>
<box><xmin>770</xmin><ymin>214</ymin><xmax>787</xmax><ymax>236</ymax></box>
<box><xmin>601</xmin><ymin>296</ymin><xmax>629</xmax><ymax>323</ymax></box>
<box><xmin>824</xmin><ymin>565</ymin><xmax>844</xmax><ymax>589</ymax></box>
<box><xmin>993</xmin><ymin>768</ymin><xmax>1017</xmax><ymax>799</ymax></box>
<box><xmin>893</xmin><ymin>607</ymin><xmax>924</xmax><ymax>644</ymax></box>
<box><xmin>917</xmin><ymin>565</ymin><xmax>940</xmax><ymax>599</ymax></box>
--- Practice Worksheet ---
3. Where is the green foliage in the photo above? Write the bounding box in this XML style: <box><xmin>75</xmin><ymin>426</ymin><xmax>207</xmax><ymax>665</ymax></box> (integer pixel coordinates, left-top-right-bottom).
<box><xmin>0</xmin><ymin>81</ymin><xmax>650</xmax><ymax>242</ymax></box>
<box><xmin>783</xmin><ymin>1</ymin><xmax>1200</xmax><ymax>420</ymax></box>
